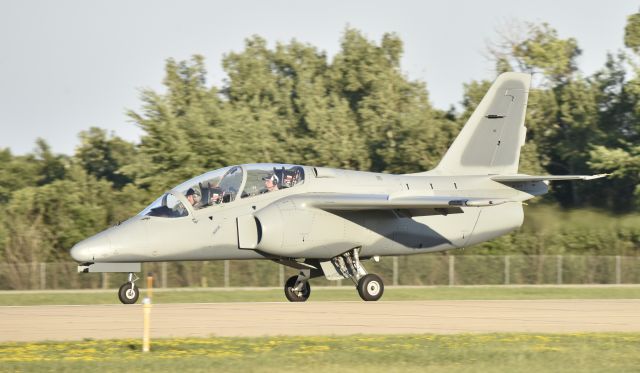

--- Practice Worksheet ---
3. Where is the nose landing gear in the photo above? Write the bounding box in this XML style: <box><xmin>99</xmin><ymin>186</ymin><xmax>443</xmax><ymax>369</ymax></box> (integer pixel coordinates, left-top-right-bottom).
<box><xmin>284</xmin><ymin>269</ymin><xmax>311</xmax><ymax>302</ymax></box>
<box><xmin>118</xmin><ymin>272</ymin><xmax>140</xmax><ymax>304</ymax></box>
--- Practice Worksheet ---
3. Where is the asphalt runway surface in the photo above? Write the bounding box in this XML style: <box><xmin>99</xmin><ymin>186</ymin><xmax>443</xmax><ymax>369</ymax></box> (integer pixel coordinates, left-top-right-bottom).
<box><xmin>1</xmin><ymin>300</ymin><xmax>639</xmax><ymax>342</ymax></box>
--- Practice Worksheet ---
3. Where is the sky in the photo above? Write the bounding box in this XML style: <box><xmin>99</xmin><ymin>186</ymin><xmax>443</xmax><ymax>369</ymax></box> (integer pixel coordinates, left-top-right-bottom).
<box><xmin>0</xmin><ymin>0</ymin><xmax>637</xmax><ymax>155</ymax></box>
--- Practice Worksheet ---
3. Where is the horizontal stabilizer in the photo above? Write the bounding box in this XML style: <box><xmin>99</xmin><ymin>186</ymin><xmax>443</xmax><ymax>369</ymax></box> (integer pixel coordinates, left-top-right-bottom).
<box><xmin>294</xmin><ymin>193</ymin><xmax>513</xmax><ymax>211</ymax></box>
<box><xmin>491</xmin><ymin>174</ymin><xmax>609</xmax><ymax>183</ymax></box>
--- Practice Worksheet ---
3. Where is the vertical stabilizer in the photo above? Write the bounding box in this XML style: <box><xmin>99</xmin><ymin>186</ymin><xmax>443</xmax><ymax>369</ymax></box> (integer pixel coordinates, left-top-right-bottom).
<box><xmin>434</xmin><ymin>72</ymin><xmax>531</xmax><ymax>175</ymax></box>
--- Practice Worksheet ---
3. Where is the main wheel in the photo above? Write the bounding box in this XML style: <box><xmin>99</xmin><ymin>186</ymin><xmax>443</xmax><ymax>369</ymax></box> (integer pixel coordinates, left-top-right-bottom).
<box><xmin>118</xmin><ymin>283</ymin><xmax>139</xmax><ymax>304</ymax></box>
<box><xmin>284</xmin><ymin>275</ymin><xmax>311</xmax><ymax>302</ymax></box>
<box><xmin>357</xmin><ymin>274</ymin><xmax>384</xmax><ymax>301</ymax></box>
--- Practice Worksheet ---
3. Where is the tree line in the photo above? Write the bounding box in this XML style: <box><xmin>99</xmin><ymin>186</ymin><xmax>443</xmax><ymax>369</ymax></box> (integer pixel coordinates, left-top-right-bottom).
<box><xmin>1</xmin><ymin>15</ymin><xmax>639</xmax><ymax>264</ymax></box>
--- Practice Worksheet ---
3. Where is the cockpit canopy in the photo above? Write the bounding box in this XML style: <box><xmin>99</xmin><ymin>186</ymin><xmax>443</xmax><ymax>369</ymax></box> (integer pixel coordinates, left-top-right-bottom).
<box><xmin>241</xmin><ymin>164</ymin><xmax>304</xmax><ymax>198</ymax></box>
<box><xmin>139</xmin><ymin>164</ymin><xmax>305</xmax><ymax>218</ymax></box>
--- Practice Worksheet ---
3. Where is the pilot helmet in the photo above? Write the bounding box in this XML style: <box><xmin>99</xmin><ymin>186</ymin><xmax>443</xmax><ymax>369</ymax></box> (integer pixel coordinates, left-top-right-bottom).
<box><xmin>185</xmin><ymin>188</ymin><xmax>201</xmax><ymax>203</ymax></box>
<box><xmin>262</xmin><ymin>173</ymin><xmax>279</xmax><ymax>184</ymax></box>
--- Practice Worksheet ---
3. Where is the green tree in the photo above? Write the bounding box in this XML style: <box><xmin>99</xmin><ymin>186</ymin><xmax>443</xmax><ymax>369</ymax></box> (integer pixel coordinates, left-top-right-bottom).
<box><xmin>0</xmin><ymin>149</ymin><xmax>40</xmax><ymax>203</ymax></box>
<box><xmin>624</xmin><ymin>12</ymin><xmax>640</xmax><ymax>54</ymax></box>
<box><xmin>34</xmin><ymin>138</ymin><xmax>68</xmax><ymax>186</ymax></box>
<box><xmin>576</xmin><ymin>11</ymin><xmax>640</xmax><ymax>212</ymax></box>
<box><xmin>221</xmin><ymin>37</ymin><xmax>323</xmax><ymax>165</ymax></box>
<box><xmin>76</xmin><ymin>127</ymin><xmax>135</xmax><ymax>189</ymax></box>
<box><xmin>123</xmin><ymin>56</ymin><xmax>218</xmax><ymax>194</ymax></box>
<box><xmin>330</xmin><ymin>29</ymin><xmax>454</xmax><ymax>172</ymax></box>
<box><xmin>512</xmin><ymin>23</ymin><xmax>581</xmax><ymax>85</ymax></box>
<box><xmin>1</xmin><ymin>194</ymin><xmax>50</xmax><ymax>289</ymax></box>
<box><xmin>127</xmin><ymin>29</ymin><xmax>456</xmax><ymax>179</ymax></box>
<box><xmin>589</xmin><ymin>146</ymin><xmax>640</xmax><ymax>209</ymax></box>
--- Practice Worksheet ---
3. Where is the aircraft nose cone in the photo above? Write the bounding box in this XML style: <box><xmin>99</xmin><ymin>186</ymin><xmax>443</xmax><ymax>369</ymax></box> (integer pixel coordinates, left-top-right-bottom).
<box><xmin>70</xmin><ymin>242</ymin><xmax>93</xmax><ymax>262</ymax></box>
<box><xmin>70</xmin><ymin>232</ymin><xmax>111</xmax><ymax>262</ymax></box>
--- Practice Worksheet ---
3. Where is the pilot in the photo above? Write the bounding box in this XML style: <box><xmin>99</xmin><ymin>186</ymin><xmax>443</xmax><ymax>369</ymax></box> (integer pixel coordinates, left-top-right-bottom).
<box><xmin>185</xmin><ymin>188</ymin><xmax>200</xmax><ymax>207</ymax></box>
<box><xmin>282</xmin><ymin>167</ymin><xmax>303</xmax><ymax>188</ymax></box>
<box><xmin>282</xmin><ymin>170</ymin><xmax>299</xmax><ymax>188</ymax></box>
<box><xmin>261</xmin><ymin>173</ymin><xmax>279</xmax><ymax>193</ymax></box>
<box><xmin>172</xmin><ymin>188</ymin><xmax>198</xmax><ymax>217</ymax></box>
<box><xmin>282</xmin><ymin>173</ymin><xmax>294</xmax><ymax>188</ymax></box>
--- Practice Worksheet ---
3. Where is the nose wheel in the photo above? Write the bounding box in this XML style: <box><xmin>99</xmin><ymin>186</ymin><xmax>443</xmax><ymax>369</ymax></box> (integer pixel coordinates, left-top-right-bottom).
<box><xmin>284</xmin><ymin>274</ymin><xmax>311</xmax><ymax>302</ymax></box>
<box><xmin>118</xmin><ymin>273</ymin><xmax>140</xmax><ymax>304</ymax></box>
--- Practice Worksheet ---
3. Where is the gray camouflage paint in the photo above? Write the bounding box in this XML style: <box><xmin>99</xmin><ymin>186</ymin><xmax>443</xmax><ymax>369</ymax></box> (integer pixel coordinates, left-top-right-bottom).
<box><xmin>70</xmin><ymin>73</ymin><xmax>605</xmax><ymax>275</ymax></box>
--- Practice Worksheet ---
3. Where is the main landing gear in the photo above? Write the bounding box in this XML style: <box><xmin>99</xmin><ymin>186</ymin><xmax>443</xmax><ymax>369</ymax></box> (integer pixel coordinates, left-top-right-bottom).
<box><xmin>332</xmin><ymin>249</ymin><xmax>384</xmax><ymax>302</ymax></box>
<box><xmin>281</xmin><ymin>249</ymin><xmax>385</xmax><ymax>302</ymax></box>
<box><xmin>118</xmin><ymin>272</ymin><xmax>140</xmax><ymax>304</ymax></box>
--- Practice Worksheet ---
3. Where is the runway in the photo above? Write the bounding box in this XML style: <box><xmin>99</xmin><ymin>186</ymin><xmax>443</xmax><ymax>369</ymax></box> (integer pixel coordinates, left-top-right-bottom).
<box><xmin>1</xmin><ymin>300</ymin><xmax>639</xmax><ymax>342</ymax></box>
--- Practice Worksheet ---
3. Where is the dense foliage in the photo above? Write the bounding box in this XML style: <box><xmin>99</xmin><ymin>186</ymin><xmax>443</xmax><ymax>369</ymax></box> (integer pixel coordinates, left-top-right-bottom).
<box><xmin>1</xmin><ymin>17</ymin><xmax>639</xmax><ymax>264</ymax></box>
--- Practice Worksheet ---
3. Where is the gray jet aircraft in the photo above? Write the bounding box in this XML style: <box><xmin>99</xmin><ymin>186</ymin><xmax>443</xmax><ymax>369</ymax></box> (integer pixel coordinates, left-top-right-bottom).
<box><xmin>70</xmin><ymin>72</ymin><xmax>606</xmax><ymax>304</ymax></box>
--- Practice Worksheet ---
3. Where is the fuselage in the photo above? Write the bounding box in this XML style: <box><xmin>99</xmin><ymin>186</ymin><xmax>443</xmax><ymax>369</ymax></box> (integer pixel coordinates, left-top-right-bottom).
<box><xmin>70</xmin><ymin>163</ymin><xmax>543</xmax><ymax>264</ymax></box>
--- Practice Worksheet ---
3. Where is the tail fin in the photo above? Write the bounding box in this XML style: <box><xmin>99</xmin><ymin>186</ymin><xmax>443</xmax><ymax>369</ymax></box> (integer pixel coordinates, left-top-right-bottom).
<box><xmin>434</xmin><ymin>72</ymin><xmax>531</xmax><ymax>175</ymax></box>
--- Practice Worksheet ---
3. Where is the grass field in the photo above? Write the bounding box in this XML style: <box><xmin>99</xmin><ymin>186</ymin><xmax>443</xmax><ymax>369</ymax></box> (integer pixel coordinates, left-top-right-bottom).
<box><xmin>1</xmin><ymin>333</ymin><xmax>638</xmax><ymax>372</ymax></box>
<box><xmin>1</xmin><ymin>285</ymin><xmax>639</xmax><ymax>306</ymax></box>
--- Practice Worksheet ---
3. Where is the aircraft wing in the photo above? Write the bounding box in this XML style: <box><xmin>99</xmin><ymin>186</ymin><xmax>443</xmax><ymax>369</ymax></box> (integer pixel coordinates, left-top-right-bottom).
<box><xmin>491</xmin><ymin>174</ymin><xmax>609</xmax><ymax>182</ymax></box>
<box><xmin>296</xmin><ymin>193</ymin><xmax>512</xmax><ymax>211</ymax></box>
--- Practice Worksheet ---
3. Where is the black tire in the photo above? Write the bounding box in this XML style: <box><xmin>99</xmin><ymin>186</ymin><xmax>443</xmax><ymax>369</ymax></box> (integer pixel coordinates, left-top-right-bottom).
<box><xmin>357</xmin><ymin>274</ymin><xmax>384</xmax><ymax>301</ymax></box>
<box><xmin>118</xmin><ymin>283</ymin><xmax>139</xmax><ymax>304</ymax></box>
<box><xmin>284</xmin><ymin>275</ymin><xmax>311</xmax><ymax>302</ymax></box>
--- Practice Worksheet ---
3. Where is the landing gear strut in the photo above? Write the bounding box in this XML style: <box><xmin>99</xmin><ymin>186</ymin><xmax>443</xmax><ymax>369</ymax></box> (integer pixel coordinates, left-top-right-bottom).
<box><xmin>332</xmin><ymin>248</ymin><xmax>384</xmax><ymax>302</ymax></box>
<box><xmin>284</xmin><ymin>270</ymin><xmax>311</xmax><ymax>302</ymax></box>
<box><xmin>118</xmin><ymin>272</ymin><xmax>140</xmax><ymax>304</ymax></box>
<box><xmin>278</xmin><ymin>250</ymin><xmax>384</xmax><ymax>302</ymax></box>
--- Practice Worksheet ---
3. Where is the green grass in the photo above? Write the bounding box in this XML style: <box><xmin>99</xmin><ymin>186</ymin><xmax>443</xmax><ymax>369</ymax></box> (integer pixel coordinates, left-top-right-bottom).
<box><xmin>1</xmin><ymin>333</ymin><xmax>639</xmax><ymax>372</ymax></box>
<box><xmin>1</xmin><ymin>285</ymin><xmax>639</xmax><ymax>306</ymax></box>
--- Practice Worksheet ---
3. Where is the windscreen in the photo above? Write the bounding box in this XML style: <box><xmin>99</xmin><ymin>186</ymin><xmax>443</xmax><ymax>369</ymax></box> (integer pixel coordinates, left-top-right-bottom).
<box><xmin>138</xmin><ymin>193</ymin><xmax>188</xmax><ymax>218</ymax></box>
